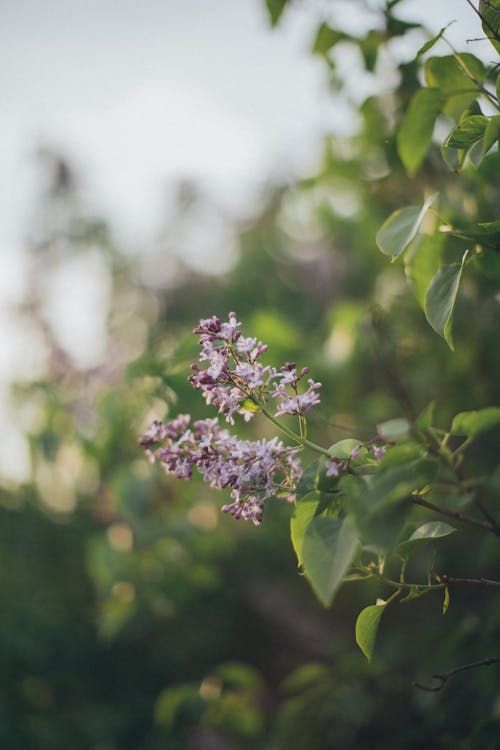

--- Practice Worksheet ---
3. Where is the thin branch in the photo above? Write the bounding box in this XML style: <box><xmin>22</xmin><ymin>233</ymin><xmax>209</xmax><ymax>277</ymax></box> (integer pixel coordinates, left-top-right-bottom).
<box><xmin>474</xmin><ymin>494</ymin><xmax>500</xmax><ymax>534</ymax></box>
<box><xmin>414</xmin><ymin>657</ymin><xmax>500</xmax><ymax>693</ymax></box>
<box><xmin>465</xmin><ymin>0</ymin><xmax>500</xmax><ymax>43</ymax></box>
<box><xmin>411</xmin><ymin>495</ymin><xmax>500</xmax><ymax>536</ymax></box>
<box><xmin>438</xmin><ymin>574</ymin><xmax>500</xmax><ymax>587</ymax></box>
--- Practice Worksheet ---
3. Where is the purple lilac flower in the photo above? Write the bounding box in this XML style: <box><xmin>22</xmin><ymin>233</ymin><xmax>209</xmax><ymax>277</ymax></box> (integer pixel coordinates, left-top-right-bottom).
<box><xmin>189</xmin><ymin>313</ymin><xmax>321</xmax><ymax>424</ymax></box>
<box><xmin>372</xmin><ymin>445</ymin><xmax>387</xmax><ymax>461</ymax></box>
<box><xmin>140</xmin><ymin>415</ymin><xmax>302</xmax><ymax>525</ymax></box>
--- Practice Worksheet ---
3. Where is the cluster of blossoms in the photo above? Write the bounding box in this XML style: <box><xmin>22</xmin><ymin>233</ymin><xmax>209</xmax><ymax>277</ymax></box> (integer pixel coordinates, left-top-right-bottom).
<box><xmin>189</xmin><ymin>312</ymin><xmax>321</xmax><ymax>425</ymax></box>
<box><xmin>139</xmin><ymin>415</ymin><xmax>301</xmax><ymax>525</ymax></box>
<box><xmin>139</xmin><ymin>313</ymin><xmax>320</xmax><ymax>524</ymax></box>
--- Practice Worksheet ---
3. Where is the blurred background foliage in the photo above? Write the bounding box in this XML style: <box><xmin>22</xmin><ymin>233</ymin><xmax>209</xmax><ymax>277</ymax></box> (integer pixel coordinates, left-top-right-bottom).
<box><xmin>1</xmin><ymin>1</ymin><xmax>500</xmax><ymax>748</ymax></box>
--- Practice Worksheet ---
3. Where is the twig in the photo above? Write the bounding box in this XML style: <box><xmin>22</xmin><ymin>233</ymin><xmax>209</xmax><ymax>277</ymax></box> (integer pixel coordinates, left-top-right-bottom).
<box><xmin>438</xmin><ymin>574</ymin><xmax>500</xmax><ymax>587</ymax></box>
<box><xmin>414</xmin><ymin>657</ymin><xmax>500</xmax><ymax>692</ymax></box>
<box><xmin>411</xmin><ymin>495</ymin><xmax>500</xmax><ymax>536</ymax></box>
<box><xmin>465</xmin><ymin>0</ymin><xmax>500</xmax><ymax>44</ymax></box>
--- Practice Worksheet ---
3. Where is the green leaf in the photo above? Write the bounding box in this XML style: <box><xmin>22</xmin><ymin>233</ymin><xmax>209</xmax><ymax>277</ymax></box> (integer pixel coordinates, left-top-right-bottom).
<box><xmin>398</xmin><ymin>521</ymin><xmax>456</xmax><ymax>557</ymax></box>
<box><xmin>290</xmin><ymin>490</ymin><xmax>320</xmax><ymax>567</ymax></box>
<box><xmin>355</xmin><ymin>602</ymin><xmax>387</xmax><ymax>662</ymax></box>
<box><xmin>479</xmin><ymin>0</ymin><xmax>500</xmax><ymax>54</ymax></box>
<box><xmin>416</xmin><ymin>23</ymin><xmax>453</xmax><ymax>57</ymax></box>
<box><xmin>425</xmin><ymin>54</ymin><xmax>486</xmax><ymax>119</ymax></box>
<box><xmin>416</xmin><ymin>401</ymin><xmax>435</xmax><ymax>430</ymax></box>
<box><xmin>327</xmin><ymin>439</ymin><xmax>362</xmax><ymax>458</ymax></box>
<box><xmin>446</xmin><ymin>115</ymin><xmax>488</xmax><ymax>149</ymax></box>
<box><xmin>377</xmin><ymin>418</ymin><xmax>410</xmax><ymax>442</ymax></box>
<box><xmin>397</xmin><ymin>88</ymin><xmax>444</xmax><ymax>175</ymax></box>
<box><xmin>483</xmin><ymin>115</ymin><xmax>500</xmax><ymax>155</ymax></box>
<box><xmin>376</xmin><ymin>194</ymin><xmax>438</xmax><ymax>259</ymax></box>
<box><xmin>301</xmin><ymin>517</ymin><xmax>359</xmax><ymax>607</ymax></box>
<box><xmin>450</xmin><ymin>407</ymin><xmax>500</xmax><ymax>438</ymax></box>
<box><xmin>425</xmin><ymin>250</ymin><xmax>468</xmax><ymax>350</ymax></box>
<box><xmin>312</xmin><ymin>23</ymin><xmax>346</xmax><ymax>56</ymax></box>
<box><xmin>265</xmin><ymin>0</ymin><xmax>288</xmax><ymax>26</ymax></box>
<box><xmin>405</xmin><ymin>233</ymin><xmax>442</xmax><ymax>310</ymax></box>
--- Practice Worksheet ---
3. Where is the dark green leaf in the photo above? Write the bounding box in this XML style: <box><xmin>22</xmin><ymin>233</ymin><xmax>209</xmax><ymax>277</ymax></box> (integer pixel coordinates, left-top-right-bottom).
<box><xmin>425</xmin><ymin>251</ymin><xmax>468</xmax><ymax>350</ymax></box>
<box><xmin>376</xmin><ymin>194</ymin><xmax>438</xmax><ymax>259</ymax></box>
<box><xmin>415</xmin><ymin>401</ymin><xmax>436</xmax><ymax>430</ymax></box>
<box><xmin>301</xmin><ymin>517</ymin><xmax>359</xmax><ymax>607</ymax></box>
<box><xmin>397</xmin><ymin>88</ymin><xmax>444</xmax><ymax>175</ymax></box>
<box><xmin>450</xmin><ymin>407</ymin><xmax>500</xmax><ymax>438</ymax></box>
<box><xmin>355</xmin><ymin>602</ymin><xmax>387</xmax><ymax>662</ymax></box>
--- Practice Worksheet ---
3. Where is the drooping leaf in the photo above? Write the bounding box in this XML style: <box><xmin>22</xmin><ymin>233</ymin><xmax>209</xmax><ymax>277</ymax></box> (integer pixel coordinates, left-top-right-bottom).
<box><xmin>416</xmin><ymin>23</ymin><xmax>453</xmax><ymax>57</ymax></box>
<box><xmin>301</xmin><ymin>517</ymin><xmax>359</xmax><ymax>607</ymax></box>
<box><xmin>425</xmin><ymin>250</ymin><xmax>468</xmax><ymax>349</ymax></box>
<box><xmin>446</xmin><ymin>115</ymin><xmax>488</xmax><ymax>149</ymax></box>
<box><xmin>450</xmin><ymin>407</ymin><xmax>500</xmax><ymax>438</ymax></box>
<box><xmin>376</xmin><ymin>194</ymin><xmax>438</xmax><ymax>259</ymax></box>
<box><xmin>290</xmin><ymin>490</ymin><xmax>320</xmax><ymax>567</ymax></box>
<box><xmin>397</xmin><ymin>88</ymin><xmax>444</xmax><ymax>175</ymax></box>
<box><xmin>355</xmin><ymin>602</ymin><xmax>387</xmax><ymax>662</ymax></box>
<box><xmin>405</xmin><ymin>233</ymin><xmax>442</xmax><ymax>310</ymax></box>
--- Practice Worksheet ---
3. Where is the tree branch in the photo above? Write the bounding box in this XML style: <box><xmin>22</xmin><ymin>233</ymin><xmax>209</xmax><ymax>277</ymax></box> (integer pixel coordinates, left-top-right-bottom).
<box><xmin>411</xmin><ymin>495</ymin><xmax>500</xmax><ymax>536</ymax></box>
<box><xmin>414</xmin><ymin>657</ymin><xmax>500</xmax><ymax>692</ymax></box>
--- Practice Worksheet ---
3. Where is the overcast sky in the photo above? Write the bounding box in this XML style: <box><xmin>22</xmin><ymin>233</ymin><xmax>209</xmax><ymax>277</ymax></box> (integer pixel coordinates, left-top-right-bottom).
<box><xmin>0</xmin><ymin>0</ymin><xmax>486</xmax><ymax>254</ymax></box>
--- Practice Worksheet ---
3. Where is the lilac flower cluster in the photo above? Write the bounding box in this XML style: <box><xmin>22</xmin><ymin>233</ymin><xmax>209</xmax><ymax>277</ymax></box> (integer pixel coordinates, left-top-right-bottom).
<box><xmin>189</xmin><ymin>313</ymin><xmax>321</xmax><ymax>424</ymax></box>
<box><xmin>140</xmin><ymin>414</ymin><xmax>301</xmax><ymax>525</ymax></box>
<box><xmin>139</xmin><ymin>312</ymin><xmax>320</xmax><ymax>524</ymax></box>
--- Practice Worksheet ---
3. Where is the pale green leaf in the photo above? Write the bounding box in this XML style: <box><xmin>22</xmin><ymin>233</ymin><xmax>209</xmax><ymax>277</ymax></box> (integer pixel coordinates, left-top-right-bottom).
<box><xmin>425</xmin><ymin>250</ymin><xmax>468</xmax><ymax>349</ymax></box>
<box><xmin>377</xmin><ymin>418</ymin><xmax>410</xmax><ymax>442</ymax></box>
<box><xmin>290</xmin><ymin>490</ymin><xmax>320</xmax><ymax>567</ymax></box>
<box><xmin>405</xmin><ymin>233</ymin><xmax>443</xmax><ymax>310</ymax></box>
<box><xmin>376</xmin><ymin>194</ymin><xmax>438</xmax><ymax>259</ymax></box>
<box><xmin>355</xmin><ymin>603</ymin><xmax>387</xmax><ymax>662</ymax></box>
<box><xmin>301</xmin><ymin>517</ymin><xmax>359</xmax><ymax>607</ymax></box>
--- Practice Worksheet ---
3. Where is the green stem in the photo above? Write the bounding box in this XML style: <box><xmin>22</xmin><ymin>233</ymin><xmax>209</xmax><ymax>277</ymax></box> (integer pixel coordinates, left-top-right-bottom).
<box><xmin>259</xmin><ymin>405</ymin><xmax>333</xmax><ymax>457</ymax></box>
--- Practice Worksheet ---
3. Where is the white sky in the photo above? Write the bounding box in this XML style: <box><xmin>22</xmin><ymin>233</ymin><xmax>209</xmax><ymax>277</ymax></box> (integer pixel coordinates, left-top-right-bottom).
<box><xmin>0</xmin><ymin>0</ymin><xmax>486</xmax><ymax>255</ymax></box>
